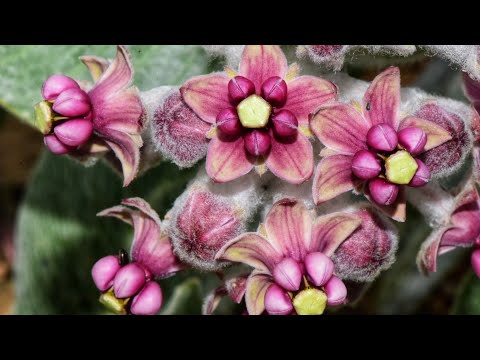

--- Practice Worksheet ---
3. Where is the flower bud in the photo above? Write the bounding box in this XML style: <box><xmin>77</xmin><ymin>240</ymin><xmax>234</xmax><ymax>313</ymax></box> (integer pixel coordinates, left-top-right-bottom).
<box><xmin>324</xmin><ymin>276</ymin><xmax>347</xmax><ymax>306</ymax></box>
<box><xmin>368</xmin><ymin>178</ymin><xmax>399</xmax><ymax>206</ymax></box>
<box><xmin>91</xmin><ymin>255</ymin><xmax>121</xmax><ymax>292</ymax></box>
<box><xmin>42</xmin><ymin>74</ymin><xmax>80</xmax><ymax>101</ymax></box>
<box><xmin>409</xmin><ymin>159</ymin><xmax>430</xmax><ymax>187</ymax></box>
<box><xmin>366</xmin><ymin>123</ymin><xmax>398</xmax><ymax>152</ymax></box>
<box><xmin>398</xmin><ymin>127</ymin><xmax>427</xmax><ymax>155</ymax></box>
<box><xmin>271</xmin><ymin>109</ymin><xmax>298</xmax><ymax>138</ymax></box>
<box><xmin>113</xmin><ymin>263</ymin><xmax>146</xmax><ymax>299</ymax></box>
<box><xmin>216</xmin><ymin>108</ymin><xmax>242</xmax><ymax>136</ymax></box>
<box><xmin>244</xmin><ymin>130</ymin><xmax>271</xmax><ymax>156</ymax></box>
<box><xmin>54</xmin><ymin>119</ymin><xmax>94</xmax><ymax>147</ymax></box>
<box><xmin>261</xmin><ymin>76</ymin><xmax>287</xmax><ymax>108</ymax></box>
<box><xmin>130</xmin><ymin>281</ymin><xmax>163</xmax><ymax>315</ymax></box>
<box><xmin>272</xmin><ymin>257</ymin><xmax>303</xmax><ymax>291</ymax></box>
<box><xmin>52</xmin><ymin>88</ymin><xmax>91</xmax><ymax>117</ymax></box>
<box><xmin>264</xmin><ymin>284</ymin><xmax>293</xmax><ymax>315</ymax></box>
<box><xmin>351</xmin><ymin>150</ymin><xmax>381</xmax><ymax>180</ymax></box>
<box><xmin>304</xmin><ymin>252</ymin><xmax>334</xmax><ymax>287</ymax></box>
<box><xmin>44</xmin><ymin>134</ymin><xmax>74</xmax><ymax>155</ymax></box>
<box><xmin>228</xmin><ymin>76</ymin><xmax>255</xmax><ymax>105</ymax></box>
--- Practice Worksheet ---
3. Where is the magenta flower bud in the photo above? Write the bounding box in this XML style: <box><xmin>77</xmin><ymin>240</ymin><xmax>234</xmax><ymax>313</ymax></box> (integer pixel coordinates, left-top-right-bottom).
<box><xmin>244</xmin><ymin>130</ymin><xmax>271</xmax><ymax>156</ymax></box>
<box><xmin>324</xmin><ymin>276</ymin><xmax>347</xmax><ymax>306</ymax></box>
<box><xmin>113</xmin><ymin>263</ymin><xmax>146</xmax><ymax>299</ymax></box>
<box><xmin>272</xmin><ymin>257</ymin><xmax>303</xmax><ymax>291</ymax></box>
<box><xmin>471</xmin><ymin>249</ymin><xmax>480</xmax><ymax>278</ymax></box>
<box><xmin>366</xmin><ymin>123</ymin><xmax>398</xmax><ymax>152</ymax></box>
<box><xmin>368</xmin><ymin>178</ymin><xmax>399</xmax><ymax>206</ymax></box>
<box><xmin>304</xmin><ymin>252</ymin><xmax>334</xmax><ymax>287</ymax></box>
<box><xmin>264</xmin><ymin>284</ymin><xmax>293</xmax><ymax>315</ymax></box>
<box><xmin>398</xmin><ymin>127</ymin><xmax>427</xmax><ymax>155</ymax></box>
<box><xmin>44</xmin><ymin>134</ymin><xmax>74</xmax><ymax>155</ymax></box>
<box><xmin>91</xmin><ymin>255</ymin><xmax>121</xmax><ymax>292</ymax></box>
<box><xmin>42</xmin><ymin>74</ymin><xmax>80</xmax><ymax>101</ymax></box>
<box><xmin>52</xmin><ymin>88</ymin><xmax>91</xmax><ymax>117</ymax></box>
<box><xmin>216</xmin><ymin>108</ymin><xmax>243</xmax><ymax>136</ymax></box>
<box><xmin>351</xmin><ymin>150</ymin><xmax>381</xmax><ymax>180</ymax></box>
<box><xmin>54</xmin><ymin>118</ymin><xmax>94</xmax><ymax>147</ymax></box>
<box><xmin>130</xmin><ymin>281</ymin><xmax>163</xmax><ymax>315</ymax></box>
<box><xmin>409</xmin><ymin>159</ymin><xmax>430</xmax><ymax>187</ymax></box>
<box><xmin>272</xmin><ymin>109</ymin><xmax>298</xmax><ymax>138</ymax></box>
<box><xmin>228</xmin><ymin>76</ymin><xmax>255</xmax><ymax>105</ymax></box>
<box><xmin>261</xmin><ymin>76</ymin><xmax>288</xmax><ymax>108</ymax></box>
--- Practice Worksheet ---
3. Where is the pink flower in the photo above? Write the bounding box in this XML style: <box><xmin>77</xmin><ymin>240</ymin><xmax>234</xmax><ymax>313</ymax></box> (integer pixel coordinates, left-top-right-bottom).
<box><xmin>34</xmin><ymin>46</ymin><xmax>145</xmax><ymax>187</ymax></box>
<box><xmin>311</xmin><ymin>66</ymin><xmax>452</xmax><ymax>222</ymax></box>
<box><xmin>180</xmin><ymin>45</ymin><xmax>337</xmax><ymax>184</ymax></box>
<box><xmin>92</xmin><ymin>198</ymin><xmax>184</xmax><ymax>315</ymax></box>
<box><xmin>215</xmin><ymin>198</ymin><xmax>362</xmax><ymax>315</ymax></box>
<box><xmin>417</xmin><ymin>181</ymin><xmax>480</xmax><ymax>278</ymax></box>
<box><xmin>462</xmin><ymin>74</ymin><xmax>480</xmax><ymax>183</ymax></box>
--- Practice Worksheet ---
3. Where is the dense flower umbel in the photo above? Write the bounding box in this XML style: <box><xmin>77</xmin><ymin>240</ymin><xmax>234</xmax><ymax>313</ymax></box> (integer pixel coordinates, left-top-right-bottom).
<box><xmin>417</xmin><ymin>181</ymin><xmax>480</xmax><ymax>278</ymax></box>
<box><xmin>34</xmin><ymin>46</ymin><xmax>145</xmax><ymax>187</ymax></box>
<box><xmin>215</xmin><ymin>199</ymin><xmax>362</xmax><ymax>315</ymax></box>
<box><xmin>180</xmin><ymin>45</ymin><xmax>337</xmax><ymax>184</ymax></box>
<box><xmin>311</xmin><ymin>67</ymin><xmax>452</xmax><ymax>222</ymax></box>
<box><xmin>92</xmin><ymin>198</ymin><xmax>183</xmax><ymax>315</ymax></box>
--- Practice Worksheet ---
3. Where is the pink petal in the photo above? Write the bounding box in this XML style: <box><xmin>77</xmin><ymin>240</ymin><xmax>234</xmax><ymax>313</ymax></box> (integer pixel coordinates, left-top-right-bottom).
<box><xmin>202</xmin><ymin>286</ymin><xmax>227</xmax><ymax>315</ymax></box>
<box><xmin>206</xmin><ymin>133</ymin><xmax>255</xmax><ymax>183</ymax></box>
<box><xmin>180</xmin><ymin>73</ymin><xmax>230</xmax><ymax>124</ymax></box>
<box><xmin>225</xmin><ymin>276</ymin><xmax>248</xmax><ymax>304</ymax></box>
<box><xmin>91</xmin><ymin>255</ymin><xmax>121</xmax><ymax>292</ymax></box>
<box><xmin>284</xmin><ymin>76</ymin><xmax>337</xmax><ymax>126</ymax></box>
<box><xmin>80</xmin><ymin>55</ymin><xmax>110</xmax><ymax>82</ymax></box>
<box><xmin>366</xmin><ymin>187</ymin><xmax>407</xmax><ymax>222</ymax></box>
<box><xmin>215</xmin><ymin>233</ymin><xmax>282</xmax><ymax>273</ymax></box>
<box><xmin>130</xmin><ymin>281</ymin><xmax>163</xmax><ymax>315</ymax></box>
<box><xmin>310</xmin><ymin>103</ymin><xmax>370</xmax><ymax>155</ymax></box>
<box><xmin>239</xmin><ymin>45</ymin><xmax>288</xmax><ymax>92</ymax></box>
<box><xmin>265</xmin><ymin>131</ymin><xmax>313</xmax><ymax>184</ymax></box>
<box><xmin>97</xmin><ymin>197</ymin><xmax>183</xmax><ymax>278</ymax></box>
<box><xmin>309</xmin><ymin>212</ymin><xmax>361</xmax><ymax>256</ymax></box>
<box><xmin>399</xmin><ymin>116</ymin><xmax>452</xmax><ymax>152</ymax></box>
<box><xmin>264</xmin><ymin>198</ymin><xmax>312</xmax><ymax>261</ymax></box>
<box><xmin>44</xmin><ymin>134</ymin><xmax>74</xmax><ymax>155</ymax></box>
<box><xmin>313</xmin><ymin>154</ymin><xmax>360</xmax><ymax>205</ymax></box>
<box><xmin>245</xmin><ymin>271</ymin><xmax>274</xmax><ymax>315</ymax></box>
<box><xmin>363</xmin><ymin>66</ymin><xmax>401</xmax><ymax>129</ymax></box>
<box><xmin>417</xmin><ymin>227</ymin><xmax>453</xmax><ymax>274</ymax></box>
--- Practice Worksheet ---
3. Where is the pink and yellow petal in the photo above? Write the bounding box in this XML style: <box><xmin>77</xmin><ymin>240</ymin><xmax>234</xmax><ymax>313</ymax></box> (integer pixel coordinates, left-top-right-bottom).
<box><xmin>310</xmin><ymin>103</ymin><xmax>370</xmax><ymax>155</ymax></box>
<box><xmin>366</xmin><ymin>187</ymin><xmax>407</xmax><ymax>222</ymax></box>
<box><xmin>264</xmin><ymin>198</ymin><xmax>312</xmax><ymax>261</ymax></box>
<box><xmin>284</xmin><ymin>76</ymin><xmax>337</xmax><ymax>126</ymax></box>
<box><xmin>265</xmin><ymin>132</ymin><xmax>313</xmax><ymax>184</ymax></box>
<box><xmin>399</xmin><ymin>116</ymin><xmax>452</xmax><ymax>151</ymax></box>
<box><xmin>80</xmin><ymin>55</ymin><xmax>110</xmax><ymax>82</ymax></box>
<box><xmin>417</xmin><ymin>227</ymin><xmax>453</xmax><ymax>274</ymax></box>
<box><xmin>245</xmin><ymin>271</ymin><xmax>274</xmax><ymax>315</ymax></box>
<box><xmin>180</xmin><ymin>73</ymin><xmax>230</xmax><ymax>124</ymax></box>
<box><xmin>313</xmin><ymin>154</ymin><xmax>360</xmax><ymax>205</ymax></box>
<box><xmin>363</xmin><ymin>66</ymin><xmax>401</xmax><ymax>129</ymax></box>
<box><xmin>239</xmin><ymin>45</ymin><xmax>288</xmax><ymax>91</ymax></box>
<box><xmin>206</xmin><ymin>134</ymin><xmax>255</xmax><ymax>182</ymax></box>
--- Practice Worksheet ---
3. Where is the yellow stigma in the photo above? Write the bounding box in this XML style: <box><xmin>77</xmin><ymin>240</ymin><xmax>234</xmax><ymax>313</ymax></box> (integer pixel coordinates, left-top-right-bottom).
<box><xmin>292</xmin><ymin>288</ymin><xmax>327</xmax><ymax>315</ymax></box>
<box><xmin>99</xmin><ymin>288</ymin><xmax>129</xmax><ymax>315</ymax></box>
<box><xmin>34</xmin><ymin>101</ymin><xmax>54</xmax><ymax>135</ymax></box>
<box><xmin>237</xmin><ymin>95</ymin><xmax>271</xmax><ymax>128</ymax></box>
<box><xmin>385</xmin><ymin>150</ymin><xmax>418</xmax><ymax>185</ymax></box>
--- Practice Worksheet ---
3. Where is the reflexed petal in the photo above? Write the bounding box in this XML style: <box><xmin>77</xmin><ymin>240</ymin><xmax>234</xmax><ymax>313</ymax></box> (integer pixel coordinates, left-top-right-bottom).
<box><xmin>311</xmin><ymin>103</ymin><xmax>369</xmax><ymax>155</ymax></box>
<box><xmin>245</xmin><ymin>271</ymin><xmax>274</xmax><ymax>315</ymax></box>
<box><xmin>265</xmin><ymin>132</ymin><xmax>313</xmax><ymax>184</ymax></box>
<box><xmin>80</xmin><ymin>55</ymin><xmax>110</xmax><ymax>82</ymax></box>
<box><xmin>215</xmin><ymin>233</ymin><xmax>281</xmax><ymax>273</ymax></box>
<box><xmin>399</xmin><ymin>117</ymin><xmax>452</xmax><ymax>152</ymax></box>
<box><xmin>366</xmin><ymin>187</ymin><xmax>407</xmax><ymax>222</ymax></box>
<box><xmin>363</xmin><ymin>66</ymin><xmax>400</xmax><ymax>129</ymax></box>
<box><xmin>264</xmin><ymin>198</ymin><xmax>312</xmax><ymax>261</ymax></box>
<box><xmin>239</xmin><ymin>45</ymin><xmax>288</xmax><ymax>91</ymax></box>
<box><xmin>206</xmin><ymin>133</ymin><xmax>255</xmax><ymax>182</ymax></box>
<box><xmin>309</xmin><ymin>212</ymin><xmax>362</xmax><ymax>255</ymax></box>
<box><xmin>313</xmin><ymin>154</ymin><xmax>360</xmax><ymax>204</ymax></box>
<box><xmin>284</xmin><ymin>76</ymin><xmax>337</xmax><ymax>125</ymax></box>
<box><xmin>417</xmin><ymin>227</ymin><xmax>453</xmax><ymax>274</ymax></box>
<box><xmin>180</xmin><ymin>73</ymin><xmax>230</xmax><ymax>124</ymax></box>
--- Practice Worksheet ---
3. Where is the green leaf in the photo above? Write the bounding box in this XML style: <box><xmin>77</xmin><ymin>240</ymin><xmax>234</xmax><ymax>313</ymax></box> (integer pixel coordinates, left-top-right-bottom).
<box><xmin>0</xmin><ymin>45</ymin><xmax>211</xmax><ymax>125</ymax></box>
<box><xmin>160</xmin><ymin>276</ymin><xmax>203</xmax><ymax>315</ymax></box>
<box><xmin>452</xmin><ymin>272</ymin><xmax>480</xmax><ymax>314</ymax></box>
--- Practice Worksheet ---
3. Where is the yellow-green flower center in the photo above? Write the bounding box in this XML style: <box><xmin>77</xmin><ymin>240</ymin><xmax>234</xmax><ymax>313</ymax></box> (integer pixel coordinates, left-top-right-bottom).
<box><xmin>237</xmin><ymin>95</ymin><xmax>271</xmax><ymax>128</ymax></box>
<box><xmin>99</xmin><ymin>288</ymin><xmax>128</xmax><ymax>315</ymax></box>
<box><xmin>385</xmin><ymin>150</ymin><xmax>418</xmax><ymax>185</ymax></box>
<box><xmin>292</xmin><ymin>288</ymin><xmax>327</xmax><ymax>315</ymax></box>
<box><xmin>34</xmin><ymin>101</ymin><xmax>54</xmax><ymax>135</ymax></box>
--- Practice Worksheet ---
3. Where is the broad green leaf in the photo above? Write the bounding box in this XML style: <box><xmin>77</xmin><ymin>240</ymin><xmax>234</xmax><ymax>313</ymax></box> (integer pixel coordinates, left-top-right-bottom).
<box><xmin>452</xmin><ymin>272</ymin><xmax>480</xmax><ymax>314</ymax></box>
<box><xmin>0</xmin><ymin>45</ymin><xmax>211</xmax><ymax>125</ymax></box>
